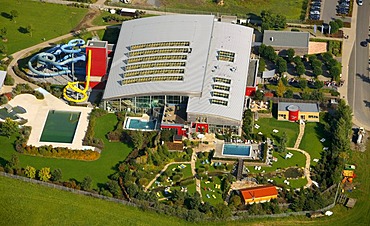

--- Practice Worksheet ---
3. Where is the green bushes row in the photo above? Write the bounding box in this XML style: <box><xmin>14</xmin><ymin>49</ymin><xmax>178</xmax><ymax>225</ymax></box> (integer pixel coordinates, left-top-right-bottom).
<box><xmin>82</xmin><ymin>109</ymin><xmax>107</xmax><ymax>149</ymax></box>
<box><xmin>13</xmin><ymin>84</ymin><xmax>44</xmax><ymax>99</ymax></box>
<box><xmin>21</xmin><ymin>145</ymin><xmax>100</xmax><ymax>160</ymax></box>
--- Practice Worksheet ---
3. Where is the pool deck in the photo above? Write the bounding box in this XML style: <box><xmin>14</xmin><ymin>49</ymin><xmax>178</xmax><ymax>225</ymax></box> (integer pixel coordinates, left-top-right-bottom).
<box><xmin>8</xmin><ymin>91</ymin><xmax>93</xmax><ymax>150</ymax></box>
<box><xmin>213</xmin><ymin>142</ymin><xmax>259</xmax><ymax>160</ymax></box>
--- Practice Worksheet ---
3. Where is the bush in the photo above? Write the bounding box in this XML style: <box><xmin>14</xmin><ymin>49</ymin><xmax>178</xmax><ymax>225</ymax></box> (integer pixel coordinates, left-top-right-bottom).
<box><xmin>4</xmin><ymin>74</ymin><xmax>14</xmax><ymax>86</ymax></box>
<box><xmin>0</xmin><ymin>94</ymin><xmax>8</xmax><ymax>105</ymax></box>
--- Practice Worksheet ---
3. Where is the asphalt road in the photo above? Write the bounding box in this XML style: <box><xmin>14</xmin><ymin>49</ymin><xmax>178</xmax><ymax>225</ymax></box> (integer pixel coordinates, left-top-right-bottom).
<box><xmin>347</xmin><ymin>1</ymin><xmax>370</xmax><ymax>128</ymax></box>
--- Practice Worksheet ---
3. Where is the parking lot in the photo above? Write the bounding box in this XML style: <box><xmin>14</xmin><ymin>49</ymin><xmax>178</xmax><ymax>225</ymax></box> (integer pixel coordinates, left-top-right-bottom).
<box><xmin>321</xmin><ymin>0</ymin><xmax>352</xmax><ymax>23</ymax></box>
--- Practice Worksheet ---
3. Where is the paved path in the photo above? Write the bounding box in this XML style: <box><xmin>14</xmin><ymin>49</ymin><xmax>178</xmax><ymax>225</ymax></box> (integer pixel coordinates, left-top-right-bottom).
<box><xmin>294</xmin><ymin>122</ymin><xmax>305</xmax><ymax>149</ymax></box>
<box><xmin>144</xmin><ymin>161</ymin><xmax>190</xmax><ymax>191</ymax></box>
<box><xmin>191</xmin><ymin>148</ymin><xmax>202</xmax><ymax>199</ymax></box>
<box><xmin>288</xmin><ymin>122</ymin><xmax>312</xmax><ymax>188</ymax></box>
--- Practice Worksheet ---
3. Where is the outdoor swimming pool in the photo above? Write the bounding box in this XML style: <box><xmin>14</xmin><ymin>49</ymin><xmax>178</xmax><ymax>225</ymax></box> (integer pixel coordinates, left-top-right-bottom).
<box><xmin>222</xmin><ymin>144</ymin><xmax>251</xmax><ymax>157</ymax></box>
<box><xmin>126</xmin><ymin>118</ymin><xmax>156</xmax><ymax>130</ymax></box>
<box><xmin>40</xmin><ymin>110</ymin><xmax>81</xmax><ymax>143</ymax></box>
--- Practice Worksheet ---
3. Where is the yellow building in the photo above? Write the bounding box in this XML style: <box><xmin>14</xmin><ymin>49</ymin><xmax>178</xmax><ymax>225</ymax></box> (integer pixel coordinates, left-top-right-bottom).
<box><xmin>277</xmin><ymin>102</ymin><xmax>319</xmax><ymax>122</ymax></box>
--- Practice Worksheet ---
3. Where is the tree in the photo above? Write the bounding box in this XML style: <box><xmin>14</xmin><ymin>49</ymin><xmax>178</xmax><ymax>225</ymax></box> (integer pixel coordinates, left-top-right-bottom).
<box><xmin>254</xmin><ymin>90</ymin><xmax>264</xmax><ymax>101</ymax></box>
<box><xmin>329</xmin><ymin>20</ymin><xmax>340</xmax><ymax>34</ymax></box>
<box><xmin>330</xmin><ymin>66</ymin><xmax>341</xmax><ymax>82</ymax></box>
<box><xmin>335</xmin><ymin>19</ymin><xmax>344</xmax><ymax>28</ymax></box>
<box><xmin>314</xmin><ymin>79</ymin><xmax>324</xmax><ymax>89</ymax></box>
<box><xmin>25</xmin><ymin>166</ymin><xmax>36</xmax><ymax>179</ymax></box>
<box><xmin>51</xmin><ymin>168</ymin><xmax>62</xmax><ymax>182</ymax></box>
<box><xmin>283</xmin><ymin>89</ymin><xmax>294</xmax><ymax>98</ymax></box>
<box><xmin>311</xmin><ymin>59</ymin><xmax>322</xmax><ymax>69</ymax></box>
<box><xmin>313</xmin><ymin>66</ymin><xmax>323</xmax><ymax>76</ymax></box>
<box><xmin>296</xmin><ymin>62</ymin><xmax>306</xmax><ymax>76</ymax></box>
<box><xmin>26</xmin><ymin>24</ymin><xmax>34</xmax><ymax>37</ymax></box>
<box><xmin>0</xmin><ymin>27</ymin><xmax>7</xmax><ymax>39</ymax></box>
<box><xmin>276</xmin><ymin>79</ymin><xmax>286</xmax><ymax>97</ymax></box>
<box><xmin>229</xmin><ymin>195</ymin><xmax>242</xmax><ymax>208</ymax></box>
<box><xmin>310</xmin><ymin>90</ymin><xmax>324</xmax><ymax>101</ymax></box>
<box><xmin>276</xmin><ymin>57</ymin><xmax>287</xmax><ymax>74</ymax></box>
<box><xmin>10</xmin><ymin>10</ymin><xmax>18</xmax><ymax>22</ymax></box>
<box><xmin>258</xmin><ymin>58</ymin><xmax>266</xmax><ymax>73</ymax></box>
<box><xmin>301</xmin><ymin>90</ymin><xmax>311</xmax><ymax>100</ymax></box>
<box><xmin>258</xmin><ymin>44</ymin><xmax>266</xmax><ymax>56</ymax></box>
<box><xmin>213</xmin><ymin>203</ymin><xmax>232</xmax><ymax>219</ymax></box>
<box><xmin>38</xmin><ymin>167</ymin><xmax>51</xmax><ymax>182</ymax></box>
<box><xmin>264</xmin><ymin>46</ymin><xmax>277</xmax><ymax>62</ymax></box>
<box><xmin>322</xmin><ymin>52</ymin><xmax>333</xmax><ymax>63</ymax></box>
<box><xmin>0</xmin><ymin>118</ymin><xmax>19</xmax><ymax>138</ymax></box>
<box><xmin>261</xmin><ymin>10</ymin><xmax>286</xmax><ymax>31</ymax></box>
<box><xmin>278</xmin><ymin>132</ymin><xmax>287</xmax><ymax>152</ymax></box>
<box><xmin>4</xmin><ymin>74</ymin><xmax>14</xmax><ymax>86</ymax></box>
<box><xmin>81</xmin><ymin>176</ymin><xmax>93</xmax><ymax>191</ymax></box>
<box><xmin>126</xmin><ymin>183</ymin><xmax>139</xmax><ymax>198</ymax></box>
<box><xmin>130</xmin><ymin>131</ymin><xmax>143</xmax><ymax>150</ymax></box>
<box><xmin>293</xmin><ymin>56</ymin><xmax>302</xmax><ymax>65</ymax></box>
<box><xmin>9</xmin><ymin>154</ymin><xmax>19</xmax><ymax>169</ymax></box>
<box><xmin>298</xmin><ymin>78</ymin><xmax>307</xmax><ymax>89</ymax></box>
<box><xmin>106</xmin><ymin>180</ymin><xmax>122</xmax><ymax>197</ymax></box>
<box><xmin>286</xmin><ymin>48</ymin><xmax>295</xmax><ymax>62</ymax></box>
<box><xmin>0</xmin><ymin>43</ymin><xmax>7</xmax><ymax>54</ymax></box>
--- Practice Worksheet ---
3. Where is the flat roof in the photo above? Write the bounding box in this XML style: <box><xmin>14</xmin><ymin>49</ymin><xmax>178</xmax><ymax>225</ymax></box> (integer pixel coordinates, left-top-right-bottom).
<box><xmin>263</xmin><ymin>30</ymin><xmax>309</xmax><ymax>48</ymax></box>
<box><xmin>103</xmin><ymin>15</ymin><xmax>215</xmax><ymax>100</ymax></box>
<box><xmin>87</xmin><ymin>40</ymin><xmax>107</xmax><ymax>48</ymax></box>
<box><xmin>278</xmin><ymin>102</ymin><xmax>320</xmax><ymax>113</ymax></box>
<box><xmin>187</xmin><ymin>22</ymin><xmax>253</xmax><ymax>122</ymax></box>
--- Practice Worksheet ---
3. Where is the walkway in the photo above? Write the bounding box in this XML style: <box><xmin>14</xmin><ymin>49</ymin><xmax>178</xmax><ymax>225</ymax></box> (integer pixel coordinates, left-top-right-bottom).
<box><xmin>144</xmin><ymin>161</ymin><xmax>190</xmax><ymax>191</ymax></box>
<box><xmin>288</xmin><ymin>122</ymin><xmax>313</xmax><ymax>188</ymax></box>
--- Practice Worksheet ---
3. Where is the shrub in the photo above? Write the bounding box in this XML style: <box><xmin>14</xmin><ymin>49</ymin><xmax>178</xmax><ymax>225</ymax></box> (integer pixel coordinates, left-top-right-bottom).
<box><xmin>4</xmin><ymin>74</ymin><xmax>14</xmax><ymax>86</ymax></box>
<box><xmin>0</xmin><ymin>94</ymin><xmax>8</xmax><ymax>105</ymax></box>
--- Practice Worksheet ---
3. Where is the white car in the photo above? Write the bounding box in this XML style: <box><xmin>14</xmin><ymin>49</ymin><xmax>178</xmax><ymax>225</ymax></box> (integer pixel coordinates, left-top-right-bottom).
<box><xmin>358</xmin><ymin>0</ymin><xmax>363</xmax><ymax>6</ymax></box>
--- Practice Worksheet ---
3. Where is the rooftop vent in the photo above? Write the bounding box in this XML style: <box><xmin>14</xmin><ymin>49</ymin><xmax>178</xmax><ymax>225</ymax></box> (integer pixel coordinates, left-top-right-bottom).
<box><xmin>270</xmin><ymin>37</ymin><xmax>274</xmax><ymax>42</ymax></box>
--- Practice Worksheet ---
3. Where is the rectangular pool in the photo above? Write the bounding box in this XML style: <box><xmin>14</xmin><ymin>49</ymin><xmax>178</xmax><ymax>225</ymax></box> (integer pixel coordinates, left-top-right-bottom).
<box><xmin>222</xmin><ymin>144</ymin><xmax>251</xmax><ymax>157</ymax></box>
<box><xmin>40</xmin><ymin>110</ymin><xmax>81</xmax><ymax>143</ymax></box>
<box><xmin>126</xmin><ymin>118</ymin><xmax>156</xmax><ymax>130</ymax></box>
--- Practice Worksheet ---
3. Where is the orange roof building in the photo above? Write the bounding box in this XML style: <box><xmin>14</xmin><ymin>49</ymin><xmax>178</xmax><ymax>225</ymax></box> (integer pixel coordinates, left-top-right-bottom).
<box><xmin>239</xmin><ymin>185</ymin><xmax>278</xmax><ymax>205</ymax></box>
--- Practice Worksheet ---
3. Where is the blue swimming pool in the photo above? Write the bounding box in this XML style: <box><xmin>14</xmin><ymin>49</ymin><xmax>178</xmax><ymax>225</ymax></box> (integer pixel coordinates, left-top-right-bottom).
<box><xmin>127</xmin><ymin>118</ymin><xmax>156</xmax><ymax>130</ymax></box>
<box><xmin>222</xmin><ymin>144</ymin><xmax>251</xmax><ymax>157</ymax></box>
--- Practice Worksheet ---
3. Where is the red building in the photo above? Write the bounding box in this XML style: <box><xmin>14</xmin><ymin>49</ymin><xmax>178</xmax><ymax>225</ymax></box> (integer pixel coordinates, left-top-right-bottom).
<box><xmin>86</xmin><ymin>40</ymin><xmax>108</xmax><ymax>89</ymax></box>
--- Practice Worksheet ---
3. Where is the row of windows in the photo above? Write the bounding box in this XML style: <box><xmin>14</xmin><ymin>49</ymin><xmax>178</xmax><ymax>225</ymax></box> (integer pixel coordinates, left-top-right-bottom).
<box><xmin>130</xmin><ymin>41</ymin><xmax>190</xmax><ymax>50</ymax></box>
<box><xmin>212</xmin><ymin>84</ymin><xmax>230</xmax><ymax>91</ymax></box>
<box><xmin>129</xmin><ymin>48</ymin><xmax>190</xmax><ymax>57</ymax></box>
<box><xmin>212</xmin><ymin>92</ymin><xmax>229</xmax><ymax>99</ymax></box>
<box><xmin>124</xmin><ymin>69</ymin><xmax>185</xmax><ymax>78</ymax></box>
<box><xmin>218</xmin><ymin>50</ymin><xmax>235</xmax><ymax>62</ymax></box>
<box><xmin>126</xmin><ymin>62</ymin><xmax>186</xmax><ymax>71</ymax></box>
<box><xmin>308</xmin><ymin>115</ymin><xmax>319</xmax><ymax>118</ymax></box>
<box><xmin>213</xmin><ymin>77</ymin><xmax>231</xmax><ymax>84</ymax></box>
<box><xmin>122</xmin><ymin>76</ymin><xmax>184</xmax><ymax>85</ymax></box>
<box><xmin>127</xmin><ymin>55</ymin><xmax>187</xmax><ymax>64</ymax></box>
<box><xmin>210</xmin><ymin>99</ymin><xmax>228</xmax><ymax>106</ymax></box>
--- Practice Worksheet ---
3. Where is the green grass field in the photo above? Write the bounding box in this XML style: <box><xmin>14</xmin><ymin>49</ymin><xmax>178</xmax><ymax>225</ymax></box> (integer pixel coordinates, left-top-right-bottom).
<box><xmin>0</xmin><ymin>113</ymin><xmax>131</xmax><ymax>188</ymax></box>
<box><xmin>156</xmin><ymin>0</ymin><xmax>304</xmax><ymax>20</ymax></box>
<box><xmin>0</xmin><ymin>0</ymin><xmax>88</xmax><ymax>58</ymax></box>
<box><xmin>299</xmin><ymin>122</ymin><xmax>331</xmax><ymax>164</ymax></box>
<box><xmin>255</xmin><ymin>117</ymin><xmax>299</xmax><ymax>147</ymax></box>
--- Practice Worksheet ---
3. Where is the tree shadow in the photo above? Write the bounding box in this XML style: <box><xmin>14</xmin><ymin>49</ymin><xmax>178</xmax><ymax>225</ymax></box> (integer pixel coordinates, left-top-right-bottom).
<box><xmin>0</xmin><ymin>156</ymin><xmax>8</xmax><ymax>167</ymax></box>
<box><xmin>1</xmin><ymin>12</ymin><xmax>11</xmax><ymax>20</ymax></box>
<box><xmin>356</xmin><ymin>73</ymin><xmax>370</xmax><ymax>84</ymax></box>
<box><xmin>18</xmin><ymin>27</ymin><xmax>29</xmax><ymax>34</ymax></box>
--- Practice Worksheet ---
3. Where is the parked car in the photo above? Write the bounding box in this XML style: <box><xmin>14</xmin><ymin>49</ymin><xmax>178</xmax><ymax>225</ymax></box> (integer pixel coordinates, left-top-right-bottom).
<box><xmin>310</xmin><ymin>11</ymin><xmax>320</xmax><ymax>15</ymax></box>
<box><xmin>360</xmin><ymin>41</ymin><xmax>368</xmax><ymax>47</ymax></box>
<box><xmin>358</xmin><ymin>0</ymin><xmax>363</xmax><ymax>6</ymax></box>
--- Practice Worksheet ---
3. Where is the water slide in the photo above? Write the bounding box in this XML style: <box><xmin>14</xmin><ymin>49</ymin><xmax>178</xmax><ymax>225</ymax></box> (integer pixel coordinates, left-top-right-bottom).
<box><xmin>63</xmin><ymin>50</ymin><xmax>92</xmax><ymax>103</ymax></box>
<box><xmin>28</xmin><ymin>39</ymin><xmax>86</xmax><ymax>77</ymax></box>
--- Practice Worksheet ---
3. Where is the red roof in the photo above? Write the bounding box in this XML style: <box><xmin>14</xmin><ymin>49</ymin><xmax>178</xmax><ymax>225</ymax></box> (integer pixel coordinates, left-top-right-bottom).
<box><xmin>240</xmin><ymin>185</ymin><xmax>278</xmax><ymax>200</ymax></box>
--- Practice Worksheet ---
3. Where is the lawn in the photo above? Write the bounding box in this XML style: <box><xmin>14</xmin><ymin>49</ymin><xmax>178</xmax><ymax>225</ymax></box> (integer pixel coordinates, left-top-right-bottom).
<box><xmin>200</xmin><ymin>175</ymin><xmax>224</xmax><ymax>205</ymax></box>
<box><xmin>247</xmin><ymin>149</ymin><xmax>306</xmax><ymax>174</ymax></box>
<box><xmin>145</xmin><ymin>0</ymin><xmax>304</xmax><ymax>20</ymax></box>
<box><xmin>0</xmin><ymin>176</ymin><xmax>190</xmax><ymax>226</ymax></box>
<box><xmin>0</xmin><ymin>0</ymin><xmax>88</xmax><ymax>58</ymax></box>
<box><xmin>274</xmin><ymin>177</ymin><xmax>307</xmax><ymax>189</ymax></box>
<box><xmin>299</xmin><ymin>122</ymin><xmax>331</xmax><ymax>164</ymax></box>
<box><xmin>254</xmin><ymin>117</ymin><xmax>299</xmax><ymax>147</ymax></box>
<box><xmin>0</xmin><ymin>113</ymin><xmax>132</xmax><ymax>189</ymax></box>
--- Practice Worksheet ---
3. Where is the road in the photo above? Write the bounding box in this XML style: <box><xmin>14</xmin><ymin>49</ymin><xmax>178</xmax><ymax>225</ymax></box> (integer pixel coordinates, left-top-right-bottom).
<box><xmin>347</xmin><ymin>1</ymin><xmax>370</xmax><ymax>129</ymax></box>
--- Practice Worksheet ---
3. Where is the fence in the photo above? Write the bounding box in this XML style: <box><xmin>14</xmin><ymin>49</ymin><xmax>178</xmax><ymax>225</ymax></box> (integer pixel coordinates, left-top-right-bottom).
<box><xmin>0</xmin><ymin>172</ymin><xmax>135</xmax><ymax>207</ymax></box>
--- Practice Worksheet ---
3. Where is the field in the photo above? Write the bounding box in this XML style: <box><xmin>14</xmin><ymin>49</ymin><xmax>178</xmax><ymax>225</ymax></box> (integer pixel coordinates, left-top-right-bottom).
<box><xmin>254</xmin><ymin>117</ymin><xmax>299</xmax><ymax>147</ymax></box>
<box><xmin>0</xmin><ymin>113</ymin><xmax>131</xmax><ymax>189</ymax></box>
<box><xmin>154</xmin><ymin>0</ymin><xmax>304</xmax><ymax>20</ymax></box>
<box><xmin>0</xmin><ymin>0</ymin><xmax>88</xmax><ymax>58</ymax></box>
<box><xmin>299</xmin><ymin>122</ymin><xmax>331</xmax><ymax>163</ymax></box>
<box><xmin>0</xmin><ymin>176</ymin><xmax>190</xmax><ymax>226</ymax></box>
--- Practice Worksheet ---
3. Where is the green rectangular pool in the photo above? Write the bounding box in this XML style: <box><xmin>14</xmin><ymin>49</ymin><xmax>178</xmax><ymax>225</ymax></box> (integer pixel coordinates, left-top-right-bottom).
<box><xmin>40</xmin><ymin>110</ymin><xmax>81</xmax><ymax>143</ymax></box>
